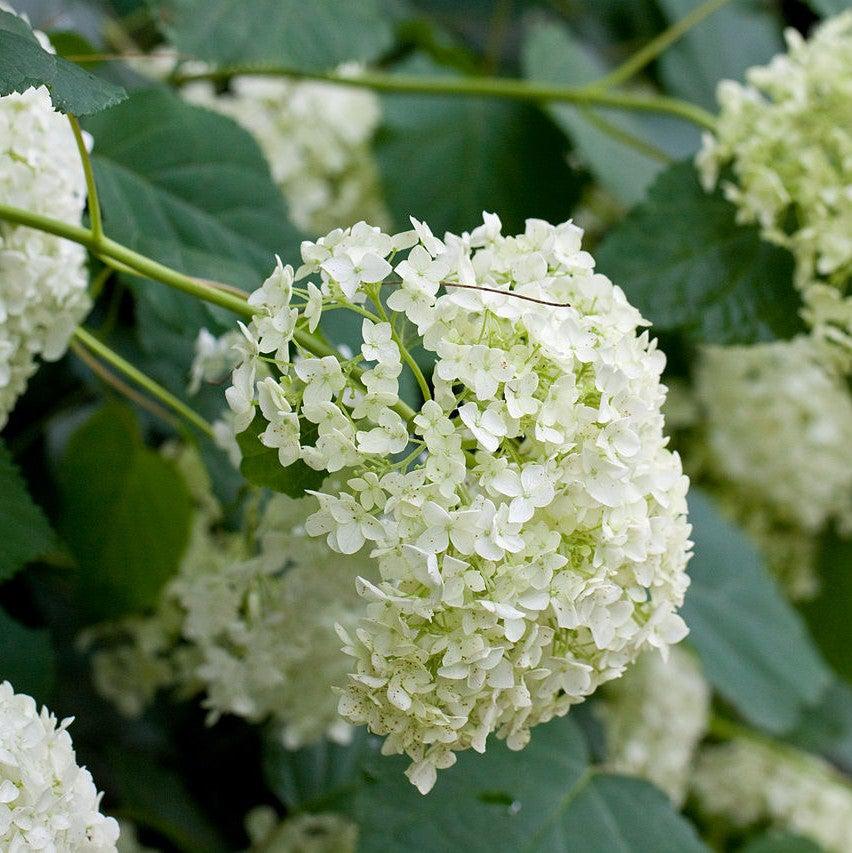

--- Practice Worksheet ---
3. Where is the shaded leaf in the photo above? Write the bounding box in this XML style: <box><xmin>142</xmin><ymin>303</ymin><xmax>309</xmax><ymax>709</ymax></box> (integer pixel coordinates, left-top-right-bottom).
<box><xmin>263</xmin><ymin>728</ymin><xmax>375</xmax><ymax>810</ymax></box>
<box><xmin>84</xmin><ymin>88</ymin><xmax>300</xmax><ymax>322</ymax></box>
<box><xmin>0</xmin><ymin>607</ymin><xmax>55</xmax><ymax>703</ymax></box>
<box><xmin>788</xmin><ymin>679</ymin><xmax>852</xmax><ymax>772</ymax></box>
<box><xmin>683</xmin><ymin>490</ymin><xmax>831</xmax><ymax>733</ymax></box>
<box><xmin>0</xmin><ymin>10</ymin><xmax>125</xmax><ymax>114</ymax></box>
<box><xmin>597</xmin><ymin>161</ymin><xmax>802</xmax><ymax>343</ymax></box>
<box><xmin>657</xmin><ymin>0</ymin><xmax>783</xmax><ymax>111</ymax></box>
<box><xmin>57</xmin><ymin>402</ymin><xmax>194</xmax><ymax>618</ymax></box>
<box><xmin>236</xmin><ymin>413</ymin><xmax>325</xmax><ymax>498</ymax></box>
<box><xmin>741</xmin><ymin>832</ymin><xmax>823</xmax><ymax>853</ymax></box>
<box><xmin>799</xmin><ymin>531</ymin><xmax>852</xmax><ymax>683</ymax></box>
<box><xmin>0</xmin><ymin>442</ymin><xmax>53</xmax><ymax>582</ymax></box>
<box><xmin>377</xmin><ymin>55</ymin><xmax>584</xmax><ymax>236</ymax></box>
<box><xmin>151</xmin><ymin>0</ymin><xmax>394</xmax><ymax>70</ymax></box>
<box><xmin>521</xmin><ymin>20</ymin><xmax>664</xmax><ymax>207</ymax></box>
<box><xmin>346</xmin><ymin>716</ymin><xmax>707</xmax><ymax>852</ymax></box>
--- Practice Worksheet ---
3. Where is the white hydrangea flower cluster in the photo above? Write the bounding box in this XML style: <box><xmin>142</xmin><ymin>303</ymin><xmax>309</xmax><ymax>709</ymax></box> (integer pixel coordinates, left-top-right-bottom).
<box><xmin>244</xmin><ymin>807</ymin><xmax>357</xmax><ymax>853</ymax></box>
<box><xmin>184</xmin><ymin>71</ymin><xmax>388</xmax><ymax>235</ymax></box>
<box><xmin>696</xmin><ymin>12</ymin><xmax>852</xmax><ymax>363</ymax></box>
<box><xmin>0</xmin><ymin>681</ymin><xmax>120</xmax><ymax>851</ymax></box>
<box><xmin>0</xmin><ymin>14</ymin><xmax>89</xmax><ymax>429</ymax></box>
<box><xmin>86</xmin><ymin>483</ymin><xmax>374</xmax><ymax>750</ymax></box>
<box><xmin>599</xmin><ymin>647</ymin><xmax>709</xmax><ymax>805</ymax></box>
<box><xmin>225</xmin><ymin>213</ymin><xmax>693</xmax><ymax>793</ymax></box>
<box><xmin>695</xmin><ymin>337</ymin><xmax>852</xmax><ymax>535</ymax></box>
<box><xmin>692</xmin><ymin>738</ymin><xmax>852</xmax><ymax>853</ymax></box>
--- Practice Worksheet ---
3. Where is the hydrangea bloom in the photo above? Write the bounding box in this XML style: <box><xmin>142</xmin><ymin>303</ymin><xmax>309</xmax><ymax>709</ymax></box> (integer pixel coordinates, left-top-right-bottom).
<box><xmin>85</xmin><ymin>455</ymin><xmax>374</xmax><ymax>749</ymax></box>
<box><xmin>225</xmin><ymin>214</ymin><xmax>693</xmax><ymax>792</ymax></box>
<box><xmin>0</xmin><ymin>13</ymin><xmax>89</xmax><ymax>428</ymax></box>
<box><xmin>695</xmin><ymin>337</ymin><xmax>852</xmax><ymax>535</ymax></box>
<box><xmin>0</xmin><ymin>681</ymin><xmax>119</xmax><ymax>851</ymax></box>
<box><xmin>184</xmin><ymin>71</ymin><xmax>388</xmax><ymax>235</ymax></box>
<box><xmin>696</xmin><ymin>12</ymin><xmax>852</xmax><ymax>364</ymax></box>
<box><xmin>693</xmin><ymin>738</ymin><xmax>852</xmax><ymax>853</ymax></box>
<box><xmin>244</xmin><ymin>807</ymin><xmax>357</xmax><ymax>853</ymax></box>
<box><xmin>599</xmin><ymin>647</ymin><xmax>709</xmax><ymax>805</ymax></box>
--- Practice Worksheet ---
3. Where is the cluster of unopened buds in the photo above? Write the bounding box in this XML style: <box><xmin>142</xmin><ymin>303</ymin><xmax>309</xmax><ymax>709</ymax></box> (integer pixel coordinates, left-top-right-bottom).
<box><xmin>224</xmin><ymin>212</ymin><xmax>692</xmax><ymax>793</ymax></box>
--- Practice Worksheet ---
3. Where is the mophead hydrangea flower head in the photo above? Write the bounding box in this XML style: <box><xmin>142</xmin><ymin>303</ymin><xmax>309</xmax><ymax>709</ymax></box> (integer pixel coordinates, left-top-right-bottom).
<box><xmin>697</xmin><ymin>11</ymin><xmax>852</xmax><ymax>362</ymax></box>
<box><xmin>225</xmin><ymin>212</ymin><xmax>693</xmax><ymax>793</ymax></box>
<box><xmin>0</xmin><ymin>680</ymin><xmax>119</xmax><ymax>850</ymax></box>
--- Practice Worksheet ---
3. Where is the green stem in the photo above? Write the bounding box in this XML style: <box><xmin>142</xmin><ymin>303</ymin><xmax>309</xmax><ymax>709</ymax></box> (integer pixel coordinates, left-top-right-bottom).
<box><xmin>174</xmin><ymin>66</ymin><xmax>717</xmax><ymax>130</ymax></box>
<box><xmin>0</xmin><ymin>202</ymin><xmax>420</xmax><ymax>421</ymax></box>
<box><xmin>594</xmin><ymin>0</ymin><xmax>735</xmax><ymax>90</ymax></box>
<box><xmin>73</xmin><ymin>327</ymin><xmax>214</xmax><ymax>437</ymax></box>
<box><xmin>369</xmin><ymin>286</ymin><xmax>432</xmax><ymax>402</ymax></box>
<box><xmin>68</xmin><ymin>114</ymin><xmax>104</xmax><ymax>245</ymax></box>
<box><xmin>577</xmin><ymin>106</ymin><xmax>672</xmax><ymax>163</ymax></box>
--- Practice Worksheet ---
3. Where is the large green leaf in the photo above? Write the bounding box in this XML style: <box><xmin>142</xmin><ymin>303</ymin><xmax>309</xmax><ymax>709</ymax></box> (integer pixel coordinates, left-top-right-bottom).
<box><xmin>596</xmin><ymin>161</ymin><xmax>802</xmax><ymax>343</ymax></box>
<box><xmin>151</xmin><ymin>0</ymin><xmax>394</xmax><ymax>70</ymax></box>
<box><xmin>657</xmin><ymin>0</ymin><xmax>783</xmax><ymax>111</ymax></box>
<box><xmin>789</xmin><ymin>679</ymin><xmax>852</xmax><ymax>770</ymax></box>
<box><xmin>521</xmin><ymin>21</ymin><xmax>664</xmax><ymax>208</ymax></box>
<box><xmin>84</xmin><ymin>88</ymin><xmax>300</xmax><ymax>311</ymax></box>
<box><xmin>683</xmin><ymin>490</ymin><xmax>831</xmax><ymax>733</ymax></box>
<box><xmin>346</xmin><ymin>716</ymin><xmax>707</xmax><ymax>852</ymax></box>
<box><xmin>57</xmin><ymin>402</ymin><xmax>193</xmax><ymax>618</ymax></box>
<box><xmin>0</xmin><ymin>607</ymin><xmax>55</xmax><ymax>703</ymax></box>
<box><xmin>799</xmin><ymin>532</ymin><xmax>852</xmax><ymax>683</ymax></box>
<box><xmin>0</xmin><ymin>10</ymin><xmax>125</xmax><ymax>114</ymax></box>
<box><xmin>0</xmin><ymin>442</ymin><xmax>53</xmax><ymax>582</ymax></box>
<box><xmin>377</xmin><ymin>55</ymin><xmax>584</xmax><ymax>236</ymax></box>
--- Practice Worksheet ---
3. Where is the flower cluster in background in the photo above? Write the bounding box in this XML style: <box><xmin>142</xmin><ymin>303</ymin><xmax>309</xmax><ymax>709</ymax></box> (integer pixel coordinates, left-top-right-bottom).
<box><xmin>85</xmin><ymin>447</ymin><xmax>375</xmax><ymax>750</ymax></box>
<box><xmin>0</xmin><ymin>681</ymin><xmax>119</xmax><ymax>851</ymax></box>
<box><xmin>184</xmin><ymin>71</ymin><xmax>389</xmax><ymax>236</ymax></box>
<box><xmin>223</xmin><ymin>213</ymin><xmax>693</xmax><ymax>792</ymax></box>
<box><xmin>692</xmin><ymin>737</ymin><xmax>852</xmax><ymax>852</ymax></box>
<box><xmin>697</xmin><ymin>12</ymin><xmax>852</xmax><ymax>365</ymax></box>
<box><xmin>0</xmin><ymin>10</ymin><xmax>89</xmax><ymax>428</ymax></box>
<box><xmin>599</xmin><ymin>647</ymin><xmax>709</xmax><ymax>805</ymax></box>
<box><xmin>682</xmin><ymin>336</ymin><xmax>852</xmax><ymax>598</ymax></box>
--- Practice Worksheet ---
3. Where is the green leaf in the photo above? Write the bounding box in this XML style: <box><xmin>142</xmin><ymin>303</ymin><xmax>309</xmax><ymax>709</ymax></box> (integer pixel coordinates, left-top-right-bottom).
<box><xmin>788</xmin><ymin>679</ymin><xmax>852</xmax><ymax>769</ymax></box>
<box><xmin>0</xmin><ymin>607</ymin><xmax>55</xmax><ymax>703</ymax></box>
<box><xmin>657</xmin><ymin>0</ymin><xmax>783</xmax><ymax>111</ymax></box>
<box><xmin>0</xmin><ymin>442</ymin><xmax>53</xmax><ymax>582</ymax></box>
<box><xmin>0</xmin><ymin>10</ymin><xmax>126</xmax><ymax>114</ymax></box>
<box><xmin>110</xmin><ymin>751</ymin><xmax>228</xmax><ymax>853</ymax></box>
<box><xmin>346</xmin><ymin>716</ymin><xmax>707</xmax><ymax>852</ymax></box>
<box><xmin>799</xmin><ymin>532</ymin><xmax>852</xmax><ymax>683</ymax></box>
<box><xmin>521</xmin><ymin>20</ymin><xmax>664</xmax><ymax>207</ymax></box>
<box><xmin>236</xmin><ymin>413</ymin><xmax>325</xmax><ymax>497</ymax></box>
<box><xmin>57</xmin><ymin>402</ymin><xmax>194</xmax><ymax>618</ymax></box>
<box><xmin>263</xmin><ymin>728</ymin><xmax>374</xmax><ymax>809</ymax></box>
<box><xmin>683</xmin><ymin>490</ymin><xmax>831</xmax><ymax>733</ymax></box>
<box><xmin>151</xmin><ymin>0</ymin><xmax>394</xmax><ymax>70</ymax></box>
<box><xmin>741</xmin><ymin>832</ymin><xmax>824</xmax><ymax>853</ymax></box>
<box><xmin>84</xmin><ymin>88</ymin><xmax>300</xmax><ymax>313</ymax></box>
<box><xmin>596</xmin><ymin>161</ymin><xmax>803</xmax><ymax>344</ymax></box>
<box><xmin>377</xmin><ymin>55</ymin><xmax>584</xmax><ymax>236</ymax></box>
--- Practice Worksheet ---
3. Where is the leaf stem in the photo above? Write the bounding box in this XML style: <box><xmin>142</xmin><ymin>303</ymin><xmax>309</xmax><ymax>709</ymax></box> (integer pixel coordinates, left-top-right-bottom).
<box><xmin>68</xmin><ymin>114</ymin><xmax>103</xmax><ymax>246</ymax></box>
<box><xmin>594</xmin><ymin>0</ymin><xmax>735</xmax><ymax>90</ymax></box>
<box><xmin>0</xmin><ymin>203</ymin><xmax>422</xmax><ymax>423</ymax></box>
<box><xmin>73</xmin><ymin>327</ymin><xmax>214</xmax><ymax>436</ymax></box>
<box><xmin>174</xmin><ymin>66</ymin><xmax>717</xmax><ymax>130</ymax></box>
